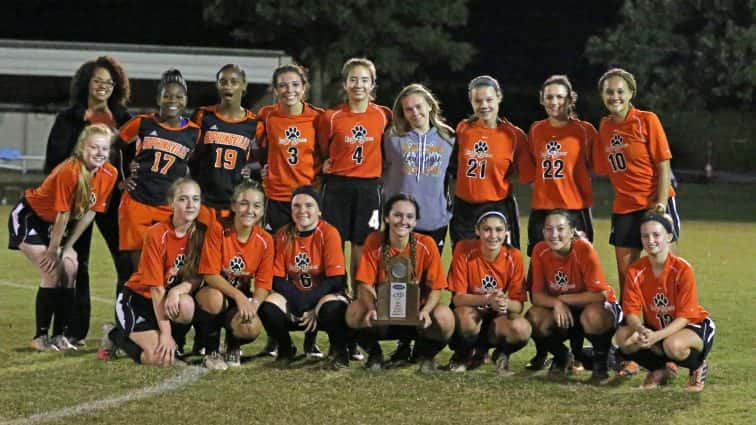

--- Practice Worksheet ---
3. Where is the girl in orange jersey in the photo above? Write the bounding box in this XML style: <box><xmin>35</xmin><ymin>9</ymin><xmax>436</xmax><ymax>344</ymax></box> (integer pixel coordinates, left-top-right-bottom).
<box><xmin>100</xmin><ymin>178</ymin><xmax>205</xmax><ymax>366</ymax></box>
<box><xmin>117</xmin><ymin>69</ymin><xmax>200</xmax><ymax>280</ymax></box>
<box><xmin>524</xmin><ymin>75</ymin><xmax>598</xmax><ymax>371</ymax></box>
<box><xmin>525</xmin><ymin>210</ymin><xmax>622</xmax><ymax>381</ymax></box>
<box><xmin>317</xmin><ymin>58</ymin><xmax>392</xmax><ymax>291</ymax></box>
<box><xmin>593</xmin><ymin>68</ymin><xmax>680</xmax><ymax>298</ymax></box>
<box><xmin>9</xmin><ymin>124</ymin><xmax>117</xmax><ymax>352</ymax></box>
<box><xmin>257</xmin><ymin>186</ymin><xmax>350</xmax><ymax>369</ymax></box>
<box><xmin>450</xmin><ymin>75</ymin><xmax>529</xmax><ymax>249</ymax></box>
<box><xmin>194</xmin><ymin>180</ymin><xmax>273</xmax><ymax>370</ymax></box>
<box><xmin>345</xmin><ymin>194</ymin><xmax>454</xmax><ymax>373</ymax></box>
<box><xmin>191</xmin><ymin>64</ymin><xmax>258</xmax><ymax>225</ymax></box>
<box><xmin>615</xmin><ymin>213</ymin><xmax>713</xmax><ymax>392</ymax></box>
<box><xmin>255</xmin><ymin>64</ymin><xmax>324</xmax><ymax>234</ymax></box>
<box><xmin>446</xmin><ymin>209</ymin><xmax>531</xmax><ymax>375</ymax></box>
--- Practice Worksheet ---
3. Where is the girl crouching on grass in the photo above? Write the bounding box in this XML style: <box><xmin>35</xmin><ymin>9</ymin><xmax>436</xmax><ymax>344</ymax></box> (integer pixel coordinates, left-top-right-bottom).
<box><xmin>99</xmin><ymin>178</ymin><xmax>204</xmax><ymax>366</ymax></box>
<box><xmin>9</xmin><ymin>124</ymin><xmax>117</xmax><ymax>351</ymax></box>
<box><xmin>615</xmin><ymin>213</ymin><xmax>714</xmax><ymax>392</ymax></box>
<box><xmin>193</xmin><ymin>180</ymin><xmax>273</xmax><ymax>370</ymax></box>
<box><xmin>257</xmin><ymin>186</ymin><xmax>350</xmax><ymax>369</ymax></box>
<box><xmin>446</xmin><ymin>208</ymin><xmax>531</xmax><ymax>374</ymax></box>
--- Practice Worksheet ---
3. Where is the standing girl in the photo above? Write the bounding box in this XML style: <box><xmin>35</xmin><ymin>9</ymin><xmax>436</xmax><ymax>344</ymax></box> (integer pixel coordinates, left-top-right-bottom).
<box><xmin>194</xmin><ymin>180</ymin><xmax>273</xmax><ymax>370</ymax></box>
<box><xmin>191</xmin><ymin>64</ymin><xmax>257</xmax><ymax>225</ymax></box>
<box><xmin>43</xmin><ymin>56</ymin><xmax>131</xmax><ymax>344</ymax></box>
<box><xmin>101</xmin><ymin>178</ymin><xmax>204</xmax><ymax>366</ymax></box>
<box><xmin>255</xmin><ymin>63</ymin><xmax>324</xmax><ymax>234</ymax></box>
<box><xmin>10</xmin><ymin>124</ymin><xmax>118</xmax><ymax>351</ymax></box>
<box><xmin>257</xmin><ymin>186</ymin><xmax>350</xmax><ymax>368</ymax></box>
<box><xmin>450</xmin><ymin>76</ymin><xmax>529</xmax><ymax>249</ymax></box>
<box><xmin>317</xmin><ymin>57</ymin><xmax>392</xmax><ymax>289</ymax></box>
<box><xmin>118</xmin><ymin>69</ymin><xmax>200</xmax><ymax>276</ymax></box>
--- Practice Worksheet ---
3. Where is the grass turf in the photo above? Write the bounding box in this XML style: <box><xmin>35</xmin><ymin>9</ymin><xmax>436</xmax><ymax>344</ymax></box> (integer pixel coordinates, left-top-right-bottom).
<box><xmin>1</xmin><ymin>180</ymin><xmax>754</xmax><ymax>425</ymax></box>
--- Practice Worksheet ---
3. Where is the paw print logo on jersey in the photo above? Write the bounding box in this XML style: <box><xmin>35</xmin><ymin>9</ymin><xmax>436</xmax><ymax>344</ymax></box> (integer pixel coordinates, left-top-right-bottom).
<box><xmin>473</xmin><ymin>141</ymin><xmax>488</xmax><ymax>156</ymax></box>
<box><xmin>229</xmin><ymin>256</ymin><xmax>246</xmax><ymax>273</ymax></box>
<box><xmin>610</xmin><ymin>133</ymin><xmax>624</xmax><ymax>147</ymax></box>
<box><xmin>174</xmin><ymin>254</ymin><xmax>185</xmax><ymax>270</ymax></box>
<box><xmin>89</xmin><ymin>191</ymin><xmax>97</xmax><ymax>208</ymax></box>
<box><xmin>553</xmin><ymin>271</ymin><xmax>569</xmax><ymax>290</ymax></box>
<box><xmin>546</xmin><ymin>140</ymin><xmax>562</xmax><ymax>156</ymax></box>
<box><xmin>351</xmin><ymin>124</ymin><xmax>368</xmax><ymax>142</ymax></box>
<box><xmin>294</xmin><ymin>252</ymin><xmax>311</xmax><ymax>271</ymax></box>
<box><xmin>285</xmin><ymin>126</ymin><xmax>301</xmax><ymax>141</ymax></box>
<box><xmin>652</xmin><ymin>292</ymin><xmax>669</xmax><ymax>308</ymax></box>
<box><xmin>481</xmin><ymin>275</ymin><xmax>497</xmax><ymax>292</ymax></box>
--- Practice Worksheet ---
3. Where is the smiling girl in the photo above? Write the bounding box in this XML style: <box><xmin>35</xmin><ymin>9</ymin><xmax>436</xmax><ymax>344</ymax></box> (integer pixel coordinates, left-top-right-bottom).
<box><xmin>345</xmin><ymin>194</ymin><xmax>454</xmax><ymax>373</ymax></box>
<box><xmin>194</xmin><ymin>180</ymin><xmax>273</xmax><ymax>370</ymax></box>
<box><xmin>446</xmin><ymin>209</ymin><xmax>531</xmax><ymax>374</ymax></box>
<box><xmin>525</xmin><ymin>210</ymin><xmax>621</xmax><ymax>381</ymax></box>
<box><xmin>450</xmin><ymin>76</ymin><xmax>529</xmax><ymax>249</ymax></box>
<box><xmin>101</xmin><ymin>178</ymin><xmax>205</xmax><ymax>366</ymax></box>
<box><xmin>117</xmin><ymin>69</ymin><xmax>200</xmax><ymax>277</ymax></box>
<box><xmin>10</xmin><ymin>124</ymin><xmax>118</xmax><ymax>351</ymax></box>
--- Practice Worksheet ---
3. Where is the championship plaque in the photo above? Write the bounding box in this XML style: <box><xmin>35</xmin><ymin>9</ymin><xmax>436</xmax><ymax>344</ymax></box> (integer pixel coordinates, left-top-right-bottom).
<box><xmin>374</xmin><ymin>255</ymin><xmax>422</xmax><ymax>326</ymax></box>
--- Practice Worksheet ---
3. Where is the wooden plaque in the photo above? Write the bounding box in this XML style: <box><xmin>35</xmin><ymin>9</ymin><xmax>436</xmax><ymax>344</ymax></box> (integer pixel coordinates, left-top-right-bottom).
<box><xmin>374</xmin><ymin>255</ymin><xmax>423</xmax><ymax>326</ymax></box>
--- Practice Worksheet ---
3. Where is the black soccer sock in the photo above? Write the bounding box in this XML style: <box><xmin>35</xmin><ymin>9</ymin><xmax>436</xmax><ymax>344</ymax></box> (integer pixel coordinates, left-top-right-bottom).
<box><xmin>624</xmin><ymin>348</ymin><xmax>668</xmax><ymax>371</ymax></box>
<box><xmin>532</xmin><ymin>336</ymin><xmax>548</xmax><ymax>358</ymax></box>
<box><xmin>355</xmin><ymin>329</ymin><xmax>382</xmax><ymax>358</ymax></box>
<box><xmin>586</xmin><ymin>330</ymin><xmax>613</xmax><ymax>368</ymax></box>
<box><xmin>58</xmin><ymin>288</ymin><xmax>75</xmax><ymax>336</ymax></box>
<box><xmin>110</xmin><ymin>326</ymin><xmax>143</xmax><ymax>364</ymax></box>
<box><xmin>499</xmin><ymin>338</ymin><xmax>528</xmax><ymax>356</ymax></box>
<box><xmin>545</xmin><ymin>334</ymin><xmax>570</xmax><ymax>365</ymax></box>
<box><xmin>570</xmin><ymin>332</ymin><xmax>585</xmax><ymax>358</ymax></box>
<box><xmin>677</xmin><ymin>349</ymin><xmax>703</xmax><ymax>370</ymax></box>
<box><xmin>451</xmin><ymin>333</ymin><xmax>477</xmax><ymax>357</ymax></box>
<box><xmin>317</xmin><ymin>300</ymin><xmax>348</xmax><ymax>355</ymax></box>
<box><xmin>413</xmin><ymin>337</ymin><xmax>447</xmax><ymax>360</ymax></box>
<box><xmin>257</xmin><ymin>302</ymin><xmax>295</xmax><ymax>357</ymax></box>
<box><xmin>194</xmin><ymin>307</ymin><xmax>221</xmax><ymax>354</ymax></box>
<box><xmin>304</xmin><ymin>330</ymin><xmax>318</xmax><ymax>350</ymax></box>
<box><xmin>171</xmin><ymin>321</ymin><xmax>192</xmax><ymax>351</ymax></box>
<box><xmin>35</xmin><ymin>287</ymin><xmax>59</xmax><ymax>338</ymax></box>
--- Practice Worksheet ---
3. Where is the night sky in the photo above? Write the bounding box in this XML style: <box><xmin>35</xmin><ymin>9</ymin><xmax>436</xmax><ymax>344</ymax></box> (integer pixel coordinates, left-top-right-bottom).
<box><xmin>1</xmin><ymin>0</ymin><xmax>624</xmax><ymax>125</ymax></box>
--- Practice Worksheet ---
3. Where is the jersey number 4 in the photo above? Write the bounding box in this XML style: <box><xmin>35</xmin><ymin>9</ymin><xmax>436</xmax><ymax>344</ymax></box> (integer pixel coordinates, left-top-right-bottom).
<box><xmin>150</xmin><ymin>152</ymin><xmax>176</xmax><ymax>175</ymax></box>
<box><xmin>214</xmin><ymin>148</ymin><xmax>238</xmax><ymax>170</ymax></box>
<box><xmin>541</xmin><ymin>159</ymin><xmax>565</xmax><ymax>179</ymax></box>
<box><xmin>352</xmin><ymin>146</ymin><xmax>364</xmax><ymax>165</ymax></box>
<box><xmin>465</xmin><ymin>158</ymin><xmax>487</xmax><ymax>179</ymax></box>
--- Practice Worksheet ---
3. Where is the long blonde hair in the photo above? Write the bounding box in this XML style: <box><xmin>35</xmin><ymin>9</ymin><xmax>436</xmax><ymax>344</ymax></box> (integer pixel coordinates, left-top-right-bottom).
<box><xmin>389</xmin><ymin>83</ymin><xmax>454</xmax><ymax>145</ymax></box>
<box><xmin>71</xmin><ymin>123</ymin><xmax>113</xmax><ymax>218</ymax></box>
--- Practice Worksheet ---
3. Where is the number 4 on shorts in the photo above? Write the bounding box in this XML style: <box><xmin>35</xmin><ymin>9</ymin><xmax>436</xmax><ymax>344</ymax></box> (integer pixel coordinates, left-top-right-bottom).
<box><xmin>368</xmin><ymin>209</ymin><xmax>380</xmax><ymax>229</ymax></box>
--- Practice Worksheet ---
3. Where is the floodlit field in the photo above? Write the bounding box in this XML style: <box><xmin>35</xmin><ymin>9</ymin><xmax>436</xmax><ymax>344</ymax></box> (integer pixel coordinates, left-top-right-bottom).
<box><xmin>1</xmin><ymin>181</ymin><xmax>755</xmax><ymax>425</ymax></box>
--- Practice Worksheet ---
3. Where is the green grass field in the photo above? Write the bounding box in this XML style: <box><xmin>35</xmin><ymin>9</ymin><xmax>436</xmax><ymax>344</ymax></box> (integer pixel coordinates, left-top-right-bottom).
<box><xmin>1</xmin><ymin>180</ymin><xmax>755</xmax><ymax>425</ymax></box>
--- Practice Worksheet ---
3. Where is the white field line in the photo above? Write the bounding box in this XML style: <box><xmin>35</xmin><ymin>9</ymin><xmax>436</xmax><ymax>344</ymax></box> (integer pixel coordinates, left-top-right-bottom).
<box><xmin>0</xmin><ymin>280</ymin><xmax>209</xmax><ymax>425</ymax></box>
<box><xmin>0</xmin><ymin>366</ymin><xmax>209</xmax><ymax>425</ymax></box>
<box><xmin>0</xmin><ymin>281</ymin><xmax>114</xmax><ymax>305</ymax></box>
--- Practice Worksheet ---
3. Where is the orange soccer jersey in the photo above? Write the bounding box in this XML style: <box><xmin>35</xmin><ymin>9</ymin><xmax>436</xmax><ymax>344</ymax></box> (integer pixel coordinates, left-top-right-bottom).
<box><xmin>526</xmin><ymin>118</ymin><xmax>596</xmax><ymax>210</ymax></box>
<box><xmin>594</xmin><ymin>108</ymin><xmax>676</xmax><ymax>213</ymax></box>
<box><xmin>623</xmin><ymin>253</ymin><xmax>708</xmax><ymax>331</ymax></box>
<box><xmin>124</xmin><ymin>222</ymin><xmax>189</xmax><ymax>299</ymax></box>
<box><xmin>273</xmin><ymin>221</ymin><xmax>345</xmax><ymax>292</ymax></box>
<box><xmin>447</xmin><ymin>240</ymin><xmax>526</xmax><ymax>302</ymax></box>
<box><xmin>256</xmin><ymin>103</ymin><xmax>323</xmax><ymax>201</ymax></box>
<box><xmin>25</xmin><ymin>159</ymin><xmax>118</xmax><ymax>223</ymax></box>
<box><xmin>198</xmin><ymin>220</ymin><xmax>274</xmax><ymax>291</ymax></box>
<box><xmin>356</xmin><ymin>231</ymin><xmax>446</xmax><ymax>293</ymax></box>
<box><xmin>317</xmin><ymin>103</ymin><xmax>391</xmax><ymax>178</ymax></box>
<box><xmin>454</xmin><ymin>118</ymin><xmax>528</xmax><ymax>203</ymax></box>
<box><xmin>530</xmin><ymin>239</ymin><xmax>617</xmax><ymax>302</ymax></box>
